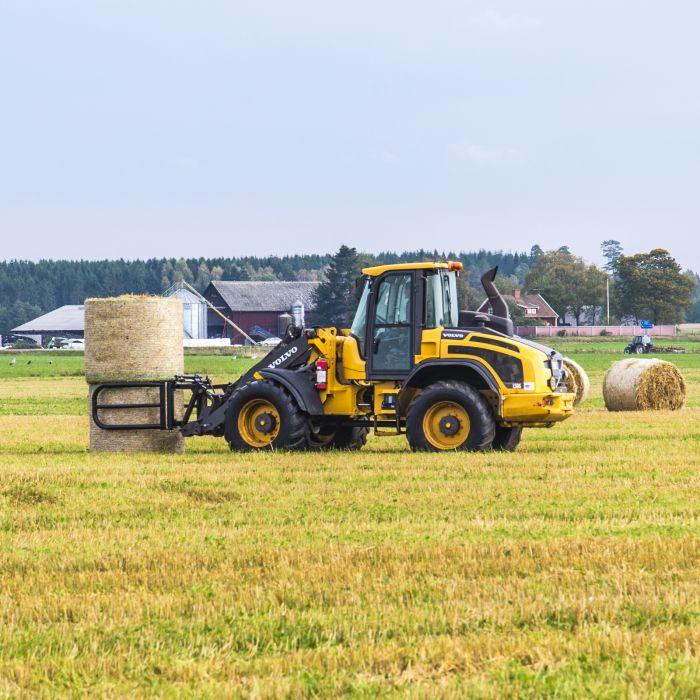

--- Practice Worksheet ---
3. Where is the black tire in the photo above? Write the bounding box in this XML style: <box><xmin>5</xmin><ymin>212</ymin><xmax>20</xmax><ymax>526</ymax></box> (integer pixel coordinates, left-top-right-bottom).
<box><xmin>406</xmin><ymin>380</ymin><xmax>496</xmax><ymax>452</ymax></box>
<box><xmin>307</xmin><ymin>424</ymin><xmax>337</xmax><ymax>449</ymax></box>
<box><xmin>224</xmin><ymin>380</ymin><xmax>309</xmax><ymax>451</ymax></box>
<box><xmin>492</xmin><ymin>425</ymin><xmax>523</xmax><ymax>452</ymax></box>
<box><xmin>623</xmin><ymin>347</ymin><xmax>631</xmax><ymax>354</ymax></box>
<box><xmin>635</xmin><ymin>345</ymin><xmax>644</xmax><ymax>354</ymax></box>
<box><xmin>308</xmin><ymin>422</ymin><xmax>369</xmax><ymax>450</ymax></box>
<box><xmin>331</xmin><ymin>424</ymin><xmax>369</xmax><ymax>450</ymax></box>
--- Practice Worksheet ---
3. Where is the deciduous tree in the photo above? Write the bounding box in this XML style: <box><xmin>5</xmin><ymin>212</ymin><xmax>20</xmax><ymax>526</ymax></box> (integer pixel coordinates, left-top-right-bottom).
<box><xmin>601</xmin><ymin>240</ymin><xmax>623</xmax><ymax>274</ymax></box>
<box><xmin>615</xmin><ymin>249</ymin><xmax>694</xmax><ymax>323</ymax></box>
<box><xmin>525</xmin><ymin>249</ymin><xmax>609</xmax><ymax>325</ymax></box>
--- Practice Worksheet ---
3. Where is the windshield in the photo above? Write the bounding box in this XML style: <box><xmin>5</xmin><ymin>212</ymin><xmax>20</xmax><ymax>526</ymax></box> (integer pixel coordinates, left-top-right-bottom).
<box><xmin>350</xmin><ymin>279</ymin><xmax>371</xmax><ymax>347</ymax></box>
<box><xmin>425</xmin><ymin>271</ymin><xmax>459</xmax><ymax>328</ymax></box>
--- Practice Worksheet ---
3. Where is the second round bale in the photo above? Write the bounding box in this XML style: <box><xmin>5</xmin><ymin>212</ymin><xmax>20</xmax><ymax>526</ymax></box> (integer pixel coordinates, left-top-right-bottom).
<box><xmin>603</xmin><ymin>358</ymin><xmax>686</xmax><ymax>411</ymax></box>
<box><xmin>562</xmin><ymin>358</ymin><xmax>590</xmax><ymax>406</ymax></box>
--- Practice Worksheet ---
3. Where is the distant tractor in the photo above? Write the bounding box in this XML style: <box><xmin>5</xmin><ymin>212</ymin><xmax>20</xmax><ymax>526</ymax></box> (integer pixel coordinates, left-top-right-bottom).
<box><xmin>624</xmin><ymin>335</ymin><xmax>653</xmax><ymax>354</ymax></box>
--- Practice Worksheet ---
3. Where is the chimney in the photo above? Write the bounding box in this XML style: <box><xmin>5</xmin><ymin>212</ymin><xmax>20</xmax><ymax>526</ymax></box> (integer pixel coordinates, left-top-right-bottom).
<box><xmin>513</xmin><ymin>289</ymin><xmax>521</xmax><ymax>300</ymax></box>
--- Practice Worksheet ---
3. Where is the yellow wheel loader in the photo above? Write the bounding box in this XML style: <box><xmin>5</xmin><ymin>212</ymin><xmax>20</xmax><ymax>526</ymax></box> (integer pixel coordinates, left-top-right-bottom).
<box><xmin>92</xmin><ymin>263</ymin><xmax>574</xmax><ymax>452</ymax></box>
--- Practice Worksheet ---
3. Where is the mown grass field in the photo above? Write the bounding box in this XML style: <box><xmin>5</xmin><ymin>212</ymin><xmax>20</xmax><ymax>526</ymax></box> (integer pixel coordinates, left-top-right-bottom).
<box><xmin>1</xmin><ymin>343</ymin><xmax>699</xmax><ymax>697</ymax></box>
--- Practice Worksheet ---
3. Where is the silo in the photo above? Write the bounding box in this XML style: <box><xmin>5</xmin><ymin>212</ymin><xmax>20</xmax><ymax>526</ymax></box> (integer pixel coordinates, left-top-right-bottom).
<box><xmin>164</xmin><ymin>286</ymin><xmax>207</xmax><ymax>339</ymax></box>
<box><xmin>278</xmin><ymin>312</ymin><xmax>293</xmax><ymax>337</ymax></box>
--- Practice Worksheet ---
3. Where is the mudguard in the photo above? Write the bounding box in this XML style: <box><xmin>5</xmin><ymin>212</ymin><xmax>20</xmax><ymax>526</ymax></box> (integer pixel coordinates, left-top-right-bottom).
<box><xmin>258</xmin><ymin>367</ymin><xmax>324</xmax><ymax>415</ymax></box>
<box><xmin>402</xmin><ymin>359</ymin><xmax>500</xmax><ymax>393</ymax></box>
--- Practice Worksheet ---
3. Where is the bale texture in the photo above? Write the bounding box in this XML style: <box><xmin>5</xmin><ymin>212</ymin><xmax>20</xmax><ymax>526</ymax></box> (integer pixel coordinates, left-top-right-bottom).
<box><xmin>562</xmin><ymin>358</ymin><xmax>590</xmax><ymax>406</ymax></box>
<box><xmin>89</xmin><ymin>385</ymin><xmax>184</xmax><ymax>453</ymax></box>
<box><xmin>603</xmin><ymin>358</ymin><xmax>686</xmax><ymax>412</ymax></box>
<box><xmin>86</xmin><ymin>295</ymin><xmax>185</xmax><ymax>453</ymax></box>
<box><xmin>85</xmin><ymin>296</ymin><xmax>184</xmax><ymax>383</ymax></box>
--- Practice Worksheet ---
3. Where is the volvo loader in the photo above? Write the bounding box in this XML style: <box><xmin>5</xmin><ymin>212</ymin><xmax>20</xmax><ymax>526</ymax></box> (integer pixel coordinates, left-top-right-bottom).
<box><xmin>92</xmin><ymin>263</ymin><xmax>575</xmax><ymax>452</ymax></box>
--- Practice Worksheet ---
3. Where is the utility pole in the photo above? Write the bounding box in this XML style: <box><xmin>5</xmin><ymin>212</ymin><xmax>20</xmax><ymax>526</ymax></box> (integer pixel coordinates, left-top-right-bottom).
<box><xmin>606</xmin><ymin>278</ymin><xmax>610</xmax><ymax>325</ymax></box>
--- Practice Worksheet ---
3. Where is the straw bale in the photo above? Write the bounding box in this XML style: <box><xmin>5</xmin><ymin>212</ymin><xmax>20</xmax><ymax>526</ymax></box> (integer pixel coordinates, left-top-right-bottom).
<box><xmin>89</xmin><ymin>385</ymin><xmax>184</xmax><ymax>453</ymax></box>
<box><xmin>562</xmin><ymin>358</ymin><xmax>590</xmax><ymax>406</ymax></box>
<box><xmin>603</xmin><ymin>358</ymin><xmax>686</xmax><ymax>411</ymax></box>
<box><xmin>85</xmin><ymin>295</ymin><xmax>184</xmax><ymax>383</ymax></box>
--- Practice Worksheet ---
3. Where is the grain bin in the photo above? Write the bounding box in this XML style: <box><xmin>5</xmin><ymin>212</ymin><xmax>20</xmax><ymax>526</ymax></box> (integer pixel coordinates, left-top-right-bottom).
<box><xmin>603</xmin><ymin>358</ymin><xmax>686</xmax><ymax>412</ymax></box>
<box><xmin>85</xmin><ymin>295</ymin><xmax>185</xmax><ymax>452</ymax></box>
<box><xmin>562</xmin><ymin>358</ymin><xmax>590</xmax><ymax>406</ymax></box>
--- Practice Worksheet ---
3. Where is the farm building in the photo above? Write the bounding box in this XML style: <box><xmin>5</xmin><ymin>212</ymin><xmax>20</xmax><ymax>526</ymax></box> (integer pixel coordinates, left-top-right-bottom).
<box><xmin>477</xmin><ymin>289</ymin><xmax>559</xmax><ymax>326</ymax></box>
<box><xmin>11</xmin><ymin>304</ymin><xmax>85</xmax><ymax>344</ymax></box>
<box><xmin>203</xmin><ymin>281</ymin><xmax>319</xmax><ymax>343</ymax></box>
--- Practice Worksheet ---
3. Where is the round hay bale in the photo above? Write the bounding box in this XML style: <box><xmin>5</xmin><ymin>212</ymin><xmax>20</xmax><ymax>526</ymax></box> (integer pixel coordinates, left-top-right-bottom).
<box><xmin>85</xmin><ymin>295</ymin><xmax>184</xmax><ymax>453</ymax></box>
<box><xmin>603</xmin><ymin>358</ymin><xmax>686</xmax><ymax>411</ymax></box>
<box><xmin>89</xmin><ymin>385</ymin><xmax>184</xmax><ymax>453</ymax></box>
<box><xmin>85</xmin><ymin>295</ymin><xmax>184</xmax><ymax>383</ymax></box>
<box><xmin>562</xmin><ymin>358</ymin><xmax>590</xmax><ymax>406</ymax></box>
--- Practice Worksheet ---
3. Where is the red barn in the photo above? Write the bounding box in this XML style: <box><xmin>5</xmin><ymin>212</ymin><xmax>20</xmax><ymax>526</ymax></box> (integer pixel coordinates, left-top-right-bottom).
<box><xmin>204</xmin><ymin>281</ymin><xmax>319</xmax><ymax>344</ymax></box>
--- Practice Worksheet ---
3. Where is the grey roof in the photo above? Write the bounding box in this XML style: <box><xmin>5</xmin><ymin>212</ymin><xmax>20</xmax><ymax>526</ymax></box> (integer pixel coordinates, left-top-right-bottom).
<box><xmin>207</xmin><ymin>281</ymin><xmax>320</xmax><ymax>312</ymax></box>
<box><xmin>12</xmin><ymin>305</ymin><xmax>85</xmax><ymax>333</ymax></box>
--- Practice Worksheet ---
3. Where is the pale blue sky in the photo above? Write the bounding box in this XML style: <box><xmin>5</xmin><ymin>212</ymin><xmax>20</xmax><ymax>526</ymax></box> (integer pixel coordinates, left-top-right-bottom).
<box><xmin>1</xmin><ymin>1</ymin><xmax>698</xmax><ymax>269</ymax></box>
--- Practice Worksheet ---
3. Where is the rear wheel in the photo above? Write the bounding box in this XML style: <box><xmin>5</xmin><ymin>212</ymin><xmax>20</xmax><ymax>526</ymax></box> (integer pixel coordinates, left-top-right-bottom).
<box><xmin>225</xmin><ymin>380</ymin><xmax>308</xmax><ymax>451</ymax></box>
<box><xmin>406</xmin><ymin>380</ymin><xmax>495</xmax><ymax>452</ymax></box>
<box><xmin>308</xmin><ymin>421</ymin><xmax>369</xmax><ymax>450</ymax></box>
<box><xmin>635</xmin><ymin>345</ymin><xmax>644</xmax><ymax>354</ymax></box>
<box><xmin>331</xmin><ymin>423</ymin><xmax>369</xmax><ymax>450</ymax></box>
<box><xmin>492</xmin><ymin>425</ymin><xmax>522</xmax><ymax>451</ymax></box>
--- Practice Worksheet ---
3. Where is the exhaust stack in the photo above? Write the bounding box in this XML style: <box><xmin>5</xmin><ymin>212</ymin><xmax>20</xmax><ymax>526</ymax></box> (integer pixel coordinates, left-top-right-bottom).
<box><xmin>481</xmin><ymin>266</ymin><xmax>510</xmax><ymax>320</ymax></box>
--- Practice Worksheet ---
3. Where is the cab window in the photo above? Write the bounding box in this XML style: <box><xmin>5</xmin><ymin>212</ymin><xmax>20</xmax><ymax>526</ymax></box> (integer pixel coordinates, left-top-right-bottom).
<box><xmin>425</xmin><ymin>271</ymin><xmax>458</xmax><ymax>328</ymax></box>
<box><xmin>371</xmin><ymin>273</ymin><xmax>413</xmax><ymax>372</ymax></box>
<box><xmin>350</xmin><ymin>280</ymin><xmax>370</xmax><ymax>349</ymax></box>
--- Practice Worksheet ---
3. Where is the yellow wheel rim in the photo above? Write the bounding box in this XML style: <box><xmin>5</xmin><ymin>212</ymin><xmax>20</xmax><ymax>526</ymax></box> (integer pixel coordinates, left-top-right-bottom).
<box><xmin>237</xmin><ymin>399</ymin><xmax>281</xmax><ymax>448</ymax></box>
<box><xmin>422</xmin><ymin>401</ymin><xmax>470</xmax><ymax>450</ymax></box>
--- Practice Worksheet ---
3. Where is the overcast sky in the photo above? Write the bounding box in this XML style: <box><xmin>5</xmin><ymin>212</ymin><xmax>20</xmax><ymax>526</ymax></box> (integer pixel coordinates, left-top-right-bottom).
<box><xmin>1</xmin><ymin>1</ymin><xmax>699</xmax><ymax>269</ymax></box>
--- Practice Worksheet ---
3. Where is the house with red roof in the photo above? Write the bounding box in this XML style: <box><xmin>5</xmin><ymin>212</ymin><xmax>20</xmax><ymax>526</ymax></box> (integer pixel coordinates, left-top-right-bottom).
<box><xmin>477</xmin><ymin>289</ymin><xmax>559</xmax><ymax>326</ymax></box>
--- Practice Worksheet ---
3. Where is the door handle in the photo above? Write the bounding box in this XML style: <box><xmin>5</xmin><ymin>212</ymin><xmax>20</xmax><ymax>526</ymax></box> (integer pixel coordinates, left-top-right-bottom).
<box><xmin>373</xmin><ymin>337</ymin><xmax>381</xmax><ymax>354</ymax></box>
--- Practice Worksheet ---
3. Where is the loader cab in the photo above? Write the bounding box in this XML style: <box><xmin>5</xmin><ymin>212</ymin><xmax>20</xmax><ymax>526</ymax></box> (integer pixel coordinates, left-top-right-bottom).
<box><xmin>350</xmin><ymin>263</ymin><xmax>460</xmax><ymax>380</ymax></box>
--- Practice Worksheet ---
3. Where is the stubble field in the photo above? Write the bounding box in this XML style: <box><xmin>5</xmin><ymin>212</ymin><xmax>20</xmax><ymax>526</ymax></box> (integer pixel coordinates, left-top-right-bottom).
<box><xmin>1</xmin><ymin>341</ymin><xmax>699</xmax><ymax>697</ymax></box>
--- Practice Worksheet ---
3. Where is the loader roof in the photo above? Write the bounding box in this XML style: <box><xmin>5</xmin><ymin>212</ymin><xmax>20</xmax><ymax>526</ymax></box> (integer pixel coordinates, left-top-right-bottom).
<box><xmin>362</xmin><ymin>261</ymin><xmax>462</xmax><ymax>277</ymax></box>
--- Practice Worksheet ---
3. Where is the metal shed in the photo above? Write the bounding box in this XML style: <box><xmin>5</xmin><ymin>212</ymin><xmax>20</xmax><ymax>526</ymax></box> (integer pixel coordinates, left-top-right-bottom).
<box><xmin>164</xmin><ymin>285</ymin><xmax>208</xmax><ymax>339</ymax></box>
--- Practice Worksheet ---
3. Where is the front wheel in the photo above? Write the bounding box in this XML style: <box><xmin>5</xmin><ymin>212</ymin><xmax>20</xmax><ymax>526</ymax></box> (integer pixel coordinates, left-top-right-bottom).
<box><xmin>406</xmin><ymin>380</ymin><xmax>495</xmax><ymax>452</ymax></box>
<box><xmin>225</xmin><ymin>380</ymin><xmax>309</xmax><ymax>451</ymax></box>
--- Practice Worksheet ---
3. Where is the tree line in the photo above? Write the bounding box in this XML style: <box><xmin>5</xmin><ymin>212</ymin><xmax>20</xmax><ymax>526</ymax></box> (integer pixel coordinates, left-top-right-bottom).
<box><xmin>312</xmin><ymin>243</ymin><xmax>699</xmax><ymax>328</ymax></box>
<box><xmin>0</xmin><ymin>250</ymin><xmax>539</xmax><ymax>336</ymax></box>
<box><xmin>0</xmin><ymin>245</ymin><xmax>697</xmax><ymax>336</ymax></box>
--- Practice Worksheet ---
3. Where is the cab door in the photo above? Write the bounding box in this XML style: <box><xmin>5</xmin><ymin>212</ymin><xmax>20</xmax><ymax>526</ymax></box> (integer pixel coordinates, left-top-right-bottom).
<box><xmin>366</xmin><ymin>272</ymin><xmax>416</xmax><ymax>379</ymax></box>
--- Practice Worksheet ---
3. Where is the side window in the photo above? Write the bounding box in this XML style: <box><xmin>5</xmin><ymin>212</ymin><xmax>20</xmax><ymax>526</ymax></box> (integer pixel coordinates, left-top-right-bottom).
<box><xmin>425</xmin><ymin>273</ymin><xmax>442</xmax><ymax>329</ymax></box>
<box><xmin>424</xmin><ymin>271</ymin><xmax>458</xmax><ymax>328</ymax></box>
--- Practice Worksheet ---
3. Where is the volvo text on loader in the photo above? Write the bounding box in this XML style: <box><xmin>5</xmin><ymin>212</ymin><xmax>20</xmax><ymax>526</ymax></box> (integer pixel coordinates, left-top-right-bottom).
<box><xmin>92</xmin><ymin>263</ymin><xmax>575</xmax><ymax>452</ymax></box>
